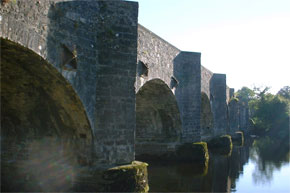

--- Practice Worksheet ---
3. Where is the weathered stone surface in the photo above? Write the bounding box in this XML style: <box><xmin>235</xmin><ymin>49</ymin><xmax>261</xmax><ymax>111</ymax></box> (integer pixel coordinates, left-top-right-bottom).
<box><xmin>232</xmin><ymin>131</ymin><xmax>244</xmax><ymax>146</ymax></box>
<box><xmin>229</xmin><ymin>98</ymin><xmax>240</xmax><ymax>132</ymax></box>
<box><xmin>136</xmin><ymin>142</ymin><xmax>209</xmax><ymax>165</ymax></box>
<box><xmin>174</xmin><ymin>52</ymin><xmax>202</xmax><ymax>142</ymax></box>
<box><xmin>176</xmin><ymin>142</ymin><xmax>209</xmax><ymax>163</ymax></box>
<box><xmin>239</xmin><ymin>102</ymin><xmax>249</xmax><ymax>132</ymax></box>
<box><xmin>137</xmin><ymin>26</ymin><xmax>236</xmax><ymax>145</ymax></box>
<box><xmin>208</xmin><ymin>135</ymin><xmax>233</xmax><ymax>156</ymax></box>
<box><xmin>136</xmin><ymin>79</ymin><xmax>182</xmax><ymax>143</ymax></box>
<box><xmin>73</xmin><ymin>161</ymin><xmax>148</xmax><ymax>192</ymax></box>
<box><xmin>201</xmin><ymin>66</ymin><xmax>213</xmax><ymax>100</ymax></box>
<box><xmin>1</xmin><ymin>3</ymin><xmax>250</xmax><ymax>189</ymax></box>
<box><xmin>1</xmin><ymin>0</ymin><xmax>139</xmax><ymax>166</ymax></box>
<box><xmin>102</xmin><ymin>161</ymin><xmax>149</xmax><ymax>192</ymax></box>
<box><xmin>1</xmin><ymin>38</ymin><xmax>92</xmax><ymax>192</ymax></box>
<box><xmin>135</xmin><ymin>79</ymin><xmax>182</xmax><ymax>157</ymax></box>
<box><xmin>136</xmin><ymin>24</ymin><xmax>180</xmax><ymax>92</ymax></box>
<box><xmin>210</xmin><ymin>74</ymin><xmax>228</xmax><ymax>135</ymax></box>
<box><xmin>201</xmin><ymin>92</ymin><xmax>214</xmax><ymax>139</ymax></box>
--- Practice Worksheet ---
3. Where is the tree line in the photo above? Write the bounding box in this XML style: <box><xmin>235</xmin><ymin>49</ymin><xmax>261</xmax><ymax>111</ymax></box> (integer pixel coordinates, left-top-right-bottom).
<box><xmin>235</xmin><ymin>86</ymin><xmax>289</xmax><ymax>141</ymax></box>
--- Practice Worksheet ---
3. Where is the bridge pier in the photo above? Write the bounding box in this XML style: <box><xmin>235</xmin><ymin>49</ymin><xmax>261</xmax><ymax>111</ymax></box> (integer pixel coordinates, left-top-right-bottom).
<box><xmin>174</xmin><ymin>52</ymin><xmax>202</xmax><ymax>143</ymax></box>
<box><xmin>210</xmin><ymin>74</ymin><xmax>228</xmax><ymax>136</ymax></box>
<box><xmin>1</xmin><ymin>1</ymin><xmax>148</xmax><ymax>191</ymax></box>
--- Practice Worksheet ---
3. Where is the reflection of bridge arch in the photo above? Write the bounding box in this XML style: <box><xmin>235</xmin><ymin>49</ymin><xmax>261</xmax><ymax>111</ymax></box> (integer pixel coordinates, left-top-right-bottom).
<box><xmin>201</xmin><ymin>92</ymin><xmax>214</xmax><ymax>139</ymax></box>
<box><xmin>136</xmin><ymin>79</ymin><xmax>182</xmax><ymax>155</ymax></box>
<box><xmin>1</xmin><ymin>39</ymin><xmax>93</xmax><ymax>191</ymax></box>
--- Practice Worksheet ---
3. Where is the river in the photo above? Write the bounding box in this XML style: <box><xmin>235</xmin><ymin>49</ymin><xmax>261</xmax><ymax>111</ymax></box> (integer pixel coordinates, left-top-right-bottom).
<box><xmin>147</xmin><ymin>136</ymin><xmax>290</xmax><ymax>193</ymax></box>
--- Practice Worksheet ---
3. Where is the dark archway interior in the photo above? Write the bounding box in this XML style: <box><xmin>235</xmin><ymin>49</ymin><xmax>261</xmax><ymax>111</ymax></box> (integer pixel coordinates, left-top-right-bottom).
<box><xmin>201</xmin><ymin>92</ymin><xmax>213</xmax><ymax>135</ymax></box>
<box><xmin>136</xmin><ymin>79</ymin><xmax>182</xmax><ymax>144</ymax></box>
<box><xmin>1</xmin><ymin>38</ymin><xmax>92</xmax><ymax>191</ymax></box>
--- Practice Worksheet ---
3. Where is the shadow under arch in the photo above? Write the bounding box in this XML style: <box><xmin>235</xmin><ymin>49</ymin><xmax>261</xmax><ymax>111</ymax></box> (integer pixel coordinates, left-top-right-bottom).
<box><xmin>201</xmin><ymin>92</ymin><xmax>214</xmax><ymax>139</ymax></box>
<box><xmin>1</xmin><ymin>38</ymin><xmax>93</xmax><ymax>192</ymax></box>
<box><xmin>136</xmin><ymin>78</ymin><xmax>182</xmax><ymax>156</ymax></box>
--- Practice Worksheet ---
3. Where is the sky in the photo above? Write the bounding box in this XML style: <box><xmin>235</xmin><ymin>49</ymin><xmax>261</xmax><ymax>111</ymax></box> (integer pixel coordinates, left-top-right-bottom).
<box><xmin>129</xmin><ymin>0</ymin><xmax>290</xmax><ymax>94</ymax></box>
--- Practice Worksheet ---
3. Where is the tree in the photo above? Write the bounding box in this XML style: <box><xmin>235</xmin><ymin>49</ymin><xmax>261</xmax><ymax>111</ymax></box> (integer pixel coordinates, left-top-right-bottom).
<box><xmin>277</xmin><ymin>86</ymin><xmax>290</xmax><ymax>99</ymax></box>
<box><xmin>235</xmin><ymin>87</ymin><xmax>255</xmax><ymax>103</ymax></box>
<box><xmin>251</xmin><ymin>92</ymin><xmax>289</xmax><ymax>139</ymax></box>
<box><xmin>236</xmin><ymin>86</ymin><xmax>290</xmax><ymax>140</ymax></box>
<box><xmin>253</xmin><ymin>86</ymin><xmax>270</xmax><ymax>100</ymax></box>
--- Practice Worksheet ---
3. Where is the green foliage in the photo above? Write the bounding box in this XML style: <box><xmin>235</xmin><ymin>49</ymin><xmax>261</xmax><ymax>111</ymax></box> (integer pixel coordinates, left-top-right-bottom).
<box><xmin>235</xmin><ymin>86</ymin><xmax>255</xmax><ymax>103</ymax></box>
<box><xmin>253</xmin><ymin>94</ymin><xmax>289</xmax><ymax>134</ymax></box>
<box><xmin>237</xmin><ymin>86</ymin><xmax>289</xmax><ymax>139</ymax></box>
<box><xmin>229</xmin><ymin>97</ymin><xmax>239</xmax><ymax>103</ymax></box>
<box><xmin>277</xmin><ymin>86</ymin><xmax>290</xmax><ymax>99</ymax></box>
<box><xmin>253</xmin><ymin>86</ymin><xmax>271</xmax><ymax>99</ymax></box>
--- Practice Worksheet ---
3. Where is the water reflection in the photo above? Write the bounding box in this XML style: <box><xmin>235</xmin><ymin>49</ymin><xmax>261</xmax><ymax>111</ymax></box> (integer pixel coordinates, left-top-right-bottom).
<box><xmin>250</xmin><ymin>137</ymin><xmax>289</xmax><ymax>185</ymax></box>
<box><xmin>148</xmin><ymin>136</ymin><xmax>289</xmax><ymax>192</ymax></box>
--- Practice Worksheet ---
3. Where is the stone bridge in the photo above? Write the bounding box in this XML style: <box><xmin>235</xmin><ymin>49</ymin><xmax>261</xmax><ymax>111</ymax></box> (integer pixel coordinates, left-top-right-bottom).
<box><xmin>135</xmin><ymin>25</ymin><xmax>248</xmax><ymax>157</ymax></box>
<box><xmin>0</xmin><ymin>0</ymin><xmax>249</xmax><ymax>191</ymax></box>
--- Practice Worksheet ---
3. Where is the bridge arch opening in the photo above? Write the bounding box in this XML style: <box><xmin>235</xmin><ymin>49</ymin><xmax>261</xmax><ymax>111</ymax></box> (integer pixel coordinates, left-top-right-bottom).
<box><xmin>201</xmin><ymin>92</ymin><xmax>214</xmax><ymax>137</ymax></box>
<box><xmin>1</xmin><ymin>38</ymin><xmax>93</xmax><ymax>191</ymax></box>
<box><xmin>136</xmin><ymin>79</ymin><xmax>182</xmax><ymax>155</ymax></box>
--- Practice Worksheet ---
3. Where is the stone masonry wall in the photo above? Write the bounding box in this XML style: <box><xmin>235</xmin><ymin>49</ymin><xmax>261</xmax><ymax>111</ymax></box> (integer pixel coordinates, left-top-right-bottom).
<box><xmin>229</xmin><ymin>100</ymin><xmax>239</xmax><ymax>133</ymax></box>
<box><xmin>239</xmin><ymin>103</ymin><xmax>249</xmax><ymax>132</ymax></box>
<box><xmin>210</xmin><ymin>74</ymin><xmax>228</xmax><ymax>135</ymax></box>
<box><xmin>92</xmin><ymin>1</ymin><xmax>138</xmax><ymax>165</ymax></box>
<box><xmin>201</xmin><ymin>66</ymin><xmax>213</xmax><ymax>99</ymax></box>
<box><xmin>136</xmin><ymin>24</ymin><xmax>180</xmax><ymax>92</ymax></box>
<box><xmin>137</xmin><ymin>26</ymin><xmax>204</xmax><ymax>143</ymax></box>
<box><xmin>1</xmin><ymin>0</ymin><xmax>248</xmax><ymax>165</ymax></box>
<box><xmin>0</xmin><ymin>0</ymin><xmax>139</xmax><ymax>166</ymax></box>
<box><xmin>174</xmin><ymin>52</ymin><xmax>202</xmax><ymax>142</ymax></box>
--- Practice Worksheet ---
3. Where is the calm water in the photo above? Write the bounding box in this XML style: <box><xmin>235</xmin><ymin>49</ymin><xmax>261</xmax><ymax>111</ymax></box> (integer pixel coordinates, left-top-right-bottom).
<box><xmin>148</xmin><ymin>137</ymin><xmax>290</xmax><ymax>193</ymax></box>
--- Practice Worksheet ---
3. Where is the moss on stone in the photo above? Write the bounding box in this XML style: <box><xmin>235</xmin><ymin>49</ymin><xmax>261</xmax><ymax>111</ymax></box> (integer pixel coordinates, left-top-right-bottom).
<box><xmin>208</xmin><ymin>135</ymin><xmax>233</xmax><ymax>156</ymax></box>
<box><xmin>109</xmin><ymin>161</ymin><xmax>148</xmax><ymax>171</ymax></box>
<box><xmin>232</xmin><ymin>131</ymin><xmax>244</xmax><ymax>146</ymax></box>
<box><xmin>102</xmin><ymin>161</ymin><xmax>149</xmax><ymax>192</ymax></box>
<box><xmin>176</xmin><ymin>142</ymin><xmax>209</xmax><ymax>163</ymax></box>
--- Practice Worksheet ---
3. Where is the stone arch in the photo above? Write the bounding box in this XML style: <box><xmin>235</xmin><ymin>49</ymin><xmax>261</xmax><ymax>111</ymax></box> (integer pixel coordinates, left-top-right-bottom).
<box><xmin>136</xmin><ymin>79</ymin><xmax>182</xmax><ymax>154</ymax></box>
<box><xmin>201</xmin><ymin>92</ymin><xmax>214</xmax><ymax>138</ymax></box>
<box><xmin>1</xmin><ymin>38</ymin><xmax>93</xmax><ymax>191</ymax></box>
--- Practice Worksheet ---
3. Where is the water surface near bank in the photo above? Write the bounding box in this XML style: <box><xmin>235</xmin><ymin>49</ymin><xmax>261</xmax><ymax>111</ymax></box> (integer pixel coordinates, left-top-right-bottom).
<box><xmin>147</xmin><ymin>137</ymin><xmax>290</xmax><ymax>192</ymax></box>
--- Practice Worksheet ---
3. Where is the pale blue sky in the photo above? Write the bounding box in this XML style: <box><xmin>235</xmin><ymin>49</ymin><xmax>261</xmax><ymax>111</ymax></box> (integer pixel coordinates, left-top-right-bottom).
<box><xmin>130</xmin><ymin>0</ymin><xmax>290</xmax><ymax>93</ymax></box>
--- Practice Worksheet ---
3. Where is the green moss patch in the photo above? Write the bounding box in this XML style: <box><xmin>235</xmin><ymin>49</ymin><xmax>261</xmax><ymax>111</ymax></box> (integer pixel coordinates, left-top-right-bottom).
<box><xmin>232</xmin><ymin>131</ymin><xmax>244</xmax><ymax>146</ymax></box>
<box><xmin>208</xmin><ymin>135</ymin><xmax>233</xmax><ymax>155</ymax></box>
<box><xmin>102</xmin><ymin>161</ymin><xmax>149</xmax><ymax>192</ymax></box>
<box><xmin>176</xmin><ymin>142</ymin><xmax>209</xmax><ymax>163</ymax></box>
<box><xmin>229</xmin><ymin>97</ymin><xmax>239</xmax><ymax>103</ymax></box>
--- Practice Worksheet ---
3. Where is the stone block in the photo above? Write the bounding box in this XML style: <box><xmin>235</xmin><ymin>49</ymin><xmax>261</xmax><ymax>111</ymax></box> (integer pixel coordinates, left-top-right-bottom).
<box><xmin>176</xmin><ymin>142</ymin><xmax>209</xmax><ymax>163</ymax></box>
<box><xmin>208</xmin><ymin>135</ymin><xmax>233</xmax><ymax>156</ymax></box>
<box><xmin>101</xmin><ymin>161</ymin><xmax>149</xmax><ymax>192</ymax></box>
<box><xmin>232</xmin><ymin>131</ymin><xmax>244</xmax><ymax>146</ymax></box>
